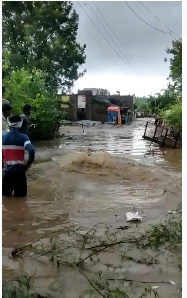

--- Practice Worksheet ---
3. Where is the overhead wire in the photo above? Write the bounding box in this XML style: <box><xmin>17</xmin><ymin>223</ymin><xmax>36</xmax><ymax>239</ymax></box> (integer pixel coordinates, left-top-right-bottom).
<box><xmin>124</xmin><ymin>1</ymin><xmax>177</xmax><ymax>40</ymax></box>
<box><xmin>92</xmin><ymin>1</ymin><xmax>146</xmax><ymax>77</ymax></box>
<box><xmin>139</xmin><ymin>1</ymin><xmax>180</xmax><ymax>40</ymax></box>
<box><xmin>78</xmin><ymin>1</ymin><xmax>139</xmax><ymax>76</ymax></box>
<box><xmin>75</xmin><ymin>2</ymin><xmax>126</xmax><ymax>73</ymax></box>
<box><xmin>79</xmin><ymin>22</ymin><xmax>126</xmax><ymax>73</ymax></box>
<box><xmin>85</xmin><ymin>1</ymin><xmax>140</xmax><ymax>76</ymax></box>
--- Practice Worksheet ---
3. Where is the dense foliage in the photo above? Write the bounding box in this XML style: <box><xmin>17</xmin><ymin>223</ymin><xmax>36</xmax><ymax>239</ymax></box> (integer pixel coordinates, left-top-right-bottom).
<box><xmin>159</xmin><ymin>99</ymin><xmax>182</xmax><ymax>132</ymax></box>
<box><xmin>2</xmin><ymin>1</ymin><xmax>86</xmax><ymax>140</ymax></box>
<box><xmin>135</xmin><ymin>101</ymin><xmax>150</xmax><ymax>115</ymax></box>
<box><xmin>147</xmin><ymin>87</ymin><xmax>177</xmax><ymax>113</ymax></box>
<box><xmin>145</xmin><ymin>39</ymin><xmax>182</xmax><ymax>131</ymax></box>
<box><xmin>2</xmin><ymin>1</ymin><xmax>86</xmax><ymax>91</ymax></box>
<box><xmin>166</xmin><ymin>39</ymin><xmax>182</xmax><ymax>93</ymax></box>
<box><xmin>3</xmin><ymin>68</ymin><xmax>65</xmax><ymax>140</ymax></box>
<box><xmin>159</xmin><ymin>40</ymin><xmax>182</xmax><ymax>131</ymax></box>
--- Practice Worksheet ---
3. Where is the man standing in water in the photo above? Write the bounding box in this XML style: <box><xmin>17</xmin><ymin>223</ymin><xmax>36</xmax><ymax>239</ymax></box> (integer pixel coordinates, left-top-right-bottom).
<box><xmin>19</xmin><ymin>104</ymin><xmax>32</xmax><ymax>136</ymax></box>
<box><xmin>2</xmin><ymin>115</ymin><xmax>35</xmax><ymax>197</ymax></box>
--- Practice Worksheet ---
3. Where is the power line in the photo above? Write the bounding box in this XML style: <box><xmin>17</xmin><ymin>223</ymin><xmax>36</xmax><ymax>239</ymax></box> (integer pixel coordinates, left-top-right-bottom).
<box><xmin>124</xmin><ymin>1</ymin><xmax>174</xmax><ymax>37</ymax></box>
<box><xmin>73</xmin><ymin>3</ymin><xmax>87</xmax><ymax>10</ymax></box>
<box><xmin>92</xmin><ymin>2</ymin><xmax>146</xmax><ymax>76</ymax></box>
<box><xmin>77</xmin><ymin>3</ymin><xmax>126</xmax><ymax>74</ymax></box>
<box><xmin>85</xmin><ymin>2</ymin><xmax>136</xmax><ymax>73</ymax></box>
<box><xmin>79</xmin><ymin>22</ymin><xmax>125</xmax><ymax>73</ymax></box>
<box><xmin>78</xmin><ymin>1</ymin><xmax>139</xmax><ymax>76</ymax></box>
<box><xmin>83</xmin><ymin>2</ymin><xmax>140</xmax><ymax>76</ymax></box>
<box><xmin>139</xmin><ymin>1</ymin><xmax>180</xmax><ymax>40</ymax></box>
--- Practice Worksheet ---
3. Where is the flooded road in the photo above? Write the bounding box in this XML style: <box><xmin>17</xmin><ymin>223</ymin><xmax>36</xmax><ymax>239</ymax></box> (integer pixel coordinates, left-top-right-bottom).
<box><xmin>2</xmin><ymin>118</ymin><xmax>182</xmax><ymax>298</ymax></box>
<box><xmin>34</xmin><ymin>118</ymin><xmax>182</xmax><ymax>171</ymax></box>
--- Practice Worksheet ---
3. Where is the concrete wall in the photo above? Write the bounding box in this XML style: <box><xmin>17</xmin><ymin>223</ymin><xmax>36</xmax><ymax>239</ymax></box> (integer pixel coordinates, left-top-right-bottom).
<box><xmin>69</xmin><ymin>90</ymin><xmax>92</xmax><ymax>121</ymax></box>
<box><xmin>91</xmin><ymin>102</ymin><xmax>108</xmax><ymax>123</ymax></box>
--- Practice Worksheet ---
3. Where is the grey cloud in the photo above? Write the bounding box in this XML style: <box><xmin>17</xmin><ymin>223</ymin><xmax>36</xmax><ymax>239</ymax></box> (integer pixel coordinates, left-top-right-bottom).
<box><xmin>74</xmin><ymin>1</ymin><xmax>182</xmax><ymax>77</ymax></box>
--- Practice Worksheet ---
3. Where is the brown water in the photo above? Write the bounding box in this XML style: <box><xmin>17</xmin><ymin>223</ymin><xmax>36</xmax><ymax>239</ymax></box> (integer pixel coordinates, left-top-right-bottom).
<box><xmin>2</xmin><ymin>118</ymin><xmax>182</xmax><ymax>298</ymax></box>
<box><xmin>35</xmin><ymin>118</ymin><xmax>182</xmax><ymax>171</ymax></box>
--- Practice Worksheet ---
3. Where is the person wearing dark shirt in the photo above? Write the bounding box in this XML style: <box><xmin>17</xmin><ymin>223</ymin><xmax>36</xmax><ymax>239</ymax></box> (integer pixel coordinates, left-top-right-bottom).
<box><xmin>2</xmin><ymin>115</ymin><xmax>35</xmax><ymax>197</ymax></box>
<box><xmin>19</xmin><ymin>104</ymin><xmax>32</xmax><ymax>136</ymax></box>
<box><xmin>2</xmin><ymin>103</ymin><xmax>12</xmax><ymax>133</ymax></box>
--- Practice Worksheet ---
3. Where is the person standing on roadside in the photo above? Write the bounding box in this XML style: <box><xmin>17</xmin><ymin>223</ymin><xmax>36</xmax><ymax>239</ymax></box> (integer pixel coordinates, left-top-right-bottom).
<box><xmin>19</xmin><ymin>104</ymin><xmax>32</xmax><ymax>136</ymax></box>
<box><xmin>2</xmin><ymin>103</ymin><xmax>12</xmax><ymax>133</ymax></box>
<box><xmin>2</xmin><ymin>115</ymin><xmax>35</xmax><ymax>197</ymax></box>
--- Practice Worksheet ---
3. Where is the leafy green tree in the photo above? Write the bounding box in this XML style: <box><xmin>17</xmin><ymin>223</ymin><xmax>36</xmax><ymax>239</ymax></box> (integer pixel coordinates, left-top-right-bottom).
<box><xmin>147</xmin><ymin>86</ymin><xmax>177</xmax><ymax>114</ymax></box>
<box><xmin>2</xmin><ymin>1</ymin><xmax>86</xmax><ymax>91</ymax></box>
<box><xmin>166</xmin><ymin>39</ymin><xmax>182</xmax><ymax>93</ymax></box>
<box><xmin>147</xmin><ymin>39</ymin><xmax>182</xmax><ymax>132</ymax></box>
<box><xmin>155</xmin><ymin>39</ymin><xmax>182</xmax><ymax>131</ymax></box>
<box><xmin>136</xmin><ymin>102</ymin><xmax>150</xmax><ymax>114</ymax></box>
<box><xmin>3</xmin><ymin>67</ymin><xmax>65</xmax><ymax>140</ymax></box>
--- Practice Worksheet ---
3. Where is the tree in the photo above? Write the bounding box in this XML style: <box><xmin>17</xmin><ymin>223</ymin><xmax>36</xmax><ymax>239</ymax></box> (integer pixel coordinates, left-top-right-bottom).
<box><xmin>3</xmin><ymin>67</ymin><xmax>65</xmax><ymax>140</ymax></box>
<box><xmin>147</xmin><ymin>86</ymin><xmax>177</xmax><ymax>114</ymax></box>
<box><xmin>135</xmin><ymin>101</ymin><xmax>150</xmax><ymax>114</ymax></box>
<box><xmin>2</xmin><ymin>1</ymin><xmax>86</xmax><ymax>91</ymax></box>
<box><xmin>166</xmin><ymin>39</ymin><xmax>182</xmax><ymax>93</ymax></box>
<box><xmin>159</xmin><ymin>99</ymin><xmax>182</xmax><ymax>132</ymax></box>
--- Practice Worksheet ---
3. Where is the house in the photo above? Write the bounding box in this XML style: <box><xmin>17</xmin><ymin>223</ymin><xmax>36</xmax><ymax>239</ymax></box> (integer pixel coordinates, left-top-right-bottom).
<box><xmin>67</xmin><ymin>90</ymin><xmax>135</xmax><ymax>122</ymax></box>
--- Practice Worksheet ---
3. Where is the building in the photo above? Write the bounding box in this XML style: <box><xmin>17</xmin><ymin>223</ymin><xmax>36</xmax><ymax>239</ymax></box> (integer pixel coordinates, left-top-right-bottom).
<box><xmin>82</xmin><ymin>88</ymin><xmax>110</xmax><ymax>96</ymax></box>
<box><xmin>108</xmin><ymin>94</ymin><xmax>135</xmax><ymax>108</ymax></box>
<box><xmin>64</xmin><ymin>90</ymin><xmax>135</xmax><ymax>122</ymax></box>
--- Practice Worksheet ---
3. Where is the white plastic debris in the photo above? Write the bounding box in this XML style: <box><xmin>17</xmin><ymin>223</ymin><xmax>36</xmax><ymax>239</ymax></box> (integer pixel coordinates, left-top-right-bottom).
<box><xmin>152</xmin><ymin>286</ymin><xmax>159</xmax><ymax>289</ymax></box>
<box><xmin>168</xmin><ymin>210</ymin><xmax>180</xmax><ymax>214</ymax></box>
<box><xmin>170</xmin><ymin>280</ymin><xmax>176</xmax><ymax>286</ymax></box>
<box><xmin>126</xmin><ymin>211</ymin><xmax>142</xmax><ymax>222</ymax></box>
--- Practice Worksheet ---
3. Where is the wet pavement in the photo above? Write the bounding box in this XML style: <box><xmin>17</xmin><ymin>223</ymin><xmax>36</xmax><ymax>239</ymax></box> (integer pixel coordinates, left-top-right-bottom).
<box><xmin>2</xmin><ymin>118</ymin><xmax>182</xmax><ymax>297</ymax></box>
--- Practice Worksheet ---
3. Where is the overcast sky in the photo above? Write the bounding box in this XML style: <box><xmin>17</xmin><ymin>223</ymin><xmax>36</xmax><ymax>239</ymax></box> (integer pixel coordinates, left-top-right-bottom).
<box><xmin>72</xmin><ymin>1</ymin><xmax>182</xmax><ymax>97</ymax></box>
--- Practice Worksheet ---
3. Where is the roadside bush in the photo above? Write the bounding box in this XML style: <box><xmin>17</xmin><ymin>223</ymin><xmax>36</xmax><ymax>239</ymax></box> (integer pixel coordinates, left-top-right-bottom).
<box><xmin>3</xmin><ymin>67</ymin><xmax>65</xmax><ymax>140</ymax></box>
<box><xmin>159</xmin><ymin>99</ymin><xmax>182</xmax><ymax>132</ymax></box>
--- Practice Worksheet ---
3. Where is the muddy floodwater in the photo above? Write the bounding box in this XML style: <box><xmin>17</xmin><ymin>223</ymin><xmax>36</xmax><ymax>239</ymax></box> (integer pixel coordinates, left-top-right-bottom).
<box><xmin>2</xmin><ymin>118</ymin><xmax>182</xmax><ymax>298</ymax></box>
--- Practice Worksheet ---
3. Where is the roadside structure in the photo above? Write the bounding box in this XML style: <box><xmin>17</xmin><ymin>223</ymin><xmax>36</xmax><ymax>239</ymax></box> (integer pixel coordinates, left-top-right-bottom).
<box><xmin>62</xmin><ymin>89</ymin><xmax>135</xmax><ymax>122</ymax></box>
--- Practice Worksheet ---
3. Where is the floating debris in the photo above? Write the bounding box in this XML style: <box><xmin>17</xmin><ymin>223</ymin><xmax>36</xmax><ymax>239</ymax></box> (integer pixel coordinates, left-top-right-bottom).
<box><xmin>168</xmin><ymin>210</ymin><xmax>181</xmax><ymax>214</ymax></box>
<box><xmin>126</xmin><ymin>211</ymin><xmax>142</xmax><ymax>222</ymax></box>
<box><xmin>170</xmin><ymin>280</ymin><xmax>176</xmax><ymax>286</ymax></box>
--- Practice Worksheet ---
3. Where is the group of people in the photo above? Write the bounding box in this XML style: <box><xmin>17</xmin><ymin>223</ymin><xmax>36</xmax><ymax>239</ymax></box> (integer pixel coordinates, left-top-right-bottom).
<box><xmin>2</xmin><ymin>87</ymin><xmax>35</xmax><ymax>198</ymax></box>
